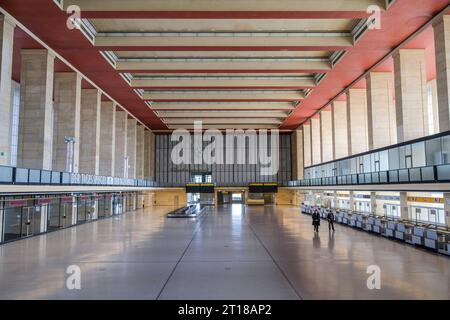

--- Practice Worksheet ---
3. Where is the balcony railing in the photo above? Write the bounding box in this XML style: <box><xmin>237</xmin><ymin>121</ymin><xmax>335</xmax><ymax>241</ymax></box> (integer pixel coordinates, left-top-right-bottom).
<box><xmin>0</xmin><ymin>165</ymin><xmax>157</xmax><ymax>188</ymax></box>
<box><xmin>288</xmin><ymin>164</ymin><xmax>450</xmax><ymax>187</ymax></box>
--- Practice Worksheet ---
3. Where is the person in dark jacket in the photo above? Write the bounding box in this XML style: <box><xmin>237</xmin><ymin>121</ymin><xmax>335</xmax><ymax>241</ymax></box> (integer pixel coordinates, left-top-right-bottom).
<box><xmin>327</xmin><ymin>210</ymin><xmax>335</xmax><ymax>232</ymax></box>
<box><xmin>312</xmin><ymin>209</ymin><xmax>321</xmax><ymax>232</ymax></box>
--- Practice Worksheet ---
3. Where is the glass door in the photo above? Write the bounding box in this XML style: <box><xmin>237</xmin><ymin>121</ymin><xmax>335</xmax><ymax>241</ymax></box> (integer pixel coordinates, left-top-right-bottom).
<box><xmin>21</xmin><ymin>206</ymin><xmax>39</xmax><ymax>238</ymax></box>
<box><xmin>113</xmin><ymin>195</ymin><xmax>123</xmax><ymax>215</ymax></box>
<box><xmin>47</xmin><ymin>199</ymin><xmax>62</xmax><ymax>231</ymax></box>
<box><xmin>60</xmin><ymin>197</ymin><xmax>74</xmax><ymax>228</ymax></box>
<box><xmin>97</xmin><ymin>196</ymin><xmax>106</xmax><ymax>219</ymax></box>
<box><xmin>77</xmin><ymin>197</ymin><xmax>87</xmax><ymax>224</ymax></box>
<box><xmin>3</xmin><ymin>205</ymin><xmax>23</xmax><ymax>242</ymax></box>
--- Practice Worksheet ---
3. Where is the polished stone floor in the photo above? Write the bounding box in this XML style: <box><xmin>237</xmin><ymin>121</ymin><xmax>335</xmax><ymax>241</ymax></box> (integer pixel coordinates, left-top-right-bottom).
<box><xmin>0</xmin><ymin>205</ymin><xmax>449</xmax><ymax>300</ymax></box>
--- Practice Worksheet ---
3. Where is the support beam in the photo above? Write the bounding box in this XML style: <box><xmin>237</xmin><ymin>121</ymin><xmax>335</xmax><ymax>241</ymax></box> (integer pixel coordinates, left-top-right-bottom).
<box><xmin>393</xmin><ymin>49</ymin><xmax>429</xmax><ymax>142</ymax></box>
<box><xmin>18</xmin><ymin>49</ymin><xmax>55</xmax><ymax>170</ymax></box>
<box><xmin>320</xmin><ymin>110</ymin><xmax>333</xmax><ymax>163</ymax></box>
<box><xmin>97</xmin><ymin>35</ymin><xmax>352</xmax><ymax>49</ymax></box>
<box><xmin>0</xmin><ymin>15</ymin><xmax>15</xmax><ymax>166</ymax></box>
<box><xmin>99</xmin><ymin>101</ymin><xmax>116</xmax><ymax>176</ymax></box>
<box><xmin>130</xmin><ymin>77</ymin><xmax>317</xmax><ymax>89</ymax></box>
<box><xmin>347</xmin><ymin>89</ymin><xmax>368</xmax><ymax>155</ymax></box>
<box><xmin>291</xmin><ymin>129</ymin><xmax>304</xmax><ymax>180</ymax></box>
<box><xmin>366</xmin><ymin>72</ymin><xmax>396</xmax><ymax>150</ymax></box>
<box><xmin>62</xmin><ymin>0</ymin><xmax>385</xmax><ymax>12</ymax></box>
<box><xmin>150</xmin><ymin>102</ymin><xmax>296</xmax><ymax>111</ymax></box>
<box><xmin>136</xmin><ymin>124</ymin><xmax>145</xmax><ymax>179</ymax></box>
<box><xmin>332</xmin><ymin>101</ymin><xmax>349</xmax><ymax>159</ymax></box>
<box><xmin>79</xmin><ymin>89</ymin><xmax>101</xmax><ymax>175</ymax></box>
<box><xmin>433</xmin><ymin>15</ymin><xmax>450</xmax><ymax>132</ymax></box>
<box><xmin>127</xmin><ymin>118</ymin><xmax>137</xmax><ymax>179</ymax></box>
<box><xmin>52</xmin><ymin>73</ymin><xmax>82</xmax><ymax>173</ymax></box>
<box><xmin>118</xmin><ymin>60</ymin><xmax>331</xmax><ymax>72</ymax></box>
<box><xmin>311</xmin><ymin>116</ymin><xmax>321</xmax><ymax>165</ymax></box>
<box><xmin>114</xmin><ymin>110</ymin><xmax>127</xmax><ymax>178</ymax></box>
<box><xmin>143</xmin><ymin>90</ymin><xmax>305</xmax><ymax>101</ymax></box>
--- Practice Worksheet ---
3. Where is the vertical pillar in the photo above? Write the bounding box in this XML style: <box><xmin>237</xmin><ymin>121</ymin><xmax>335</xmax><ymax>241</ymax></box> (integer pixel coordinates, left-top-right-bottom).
<box><xmin>332</xmin><ymin>100</ymin><xmax>349</xmax><ymax>159</ymax></box>
<box><xmin>127</xmin><ymin>118</ymin><xmax>137</xmax><ymax>179</ymax></box>
<box><xmin>320</xmin><ymin>110</ymin><xmax>333</xmax><ymax>162</ymax></box>
<box><xmin>136</xmin><ymin>124</ymin><xmax>145</xmax><ymax>179</ymax></box>
<box><xmin>370</xmin><ymin>192</ymin><xmax>377</xmax><ymax>215</ymax></box>
<box><xmin>0</xmin><ymin>15</ymin><xmax>15</xmax><ymax>165</ymax></box>
<box><xmin>366</xmin><ymin>72</ymin><xmax>396</xmax><ymax>149</ymax></box>
<box><xmin>347</xmin><ymin>89</ymin><xmax>369</xmax><ymax>155</ymax></box>
<box><xmin>393</xmin><ymin>49</ymin><xmax>428</xmax><ymax>142</ymax></box>
<box><xmin>399</xmin><ymin>191</ymin><xmax>410</xmax><ymax>220</ymax></box>
<box><xmin>349</xmin><ymin>191</ymin><xmax>355</xmax><ymax>211</ymax></box>
<box><xmin>291</xmin><ymin>129</ymin><xmax>304</xmax><ymax>180</ymax></box>
<box><xmin>443</xmin><ymin>193</ymin><xmax>450</xmax><ymax>227</ymax></box>
<box><xmin>114</xmin><ymin>110</ymin><xmax>127</xmax><ymax>178</ymax></box>
<box><xmin>311</xmin><ymin>116</ymin><xmax>321</xmax><ymax>165</ymax></box>
<box><xmin>79</xmin><ymin>89</ymin><xmax>101</xmax><ymax>175</ymax></box>
<box><xmin>433</xmin><ymin>15</ymin><xmax>450</xmax><ymax>132</ymax></box>
<box><xmin>18</xmin><ymin>49</ymin><xmax>55</xmax><ymax>170</ymax></box>
<box><xmin>428</xmin><ymin>79</ymin><xmax>440</xmax><ymax>134</ymax></box>
<box><xmin>303</xmin><ymin>122</ymin><xmax>312</xmax><ymax>168</ymax></box>
<box><xmin>99</xmin><ymin>101</ymin><xmax>116</xmax><ymax>176</ymax></box>
<box><xmin>144</xmin><ymin>129</ymin><xmax>155</xmax><ymax>180</ymax></box>
<box><xmin>52</xmin><ymin>73</ymin><xmax>81</xmax><ymax>172</ymax></box>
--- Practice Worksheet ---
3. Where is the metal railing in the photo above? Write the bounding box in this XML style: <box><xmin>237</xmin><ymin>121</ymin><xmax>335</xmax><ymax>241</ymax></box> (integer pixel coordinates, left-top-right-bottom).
<box><xmin>288</xmin><ymin>164</ymin><xmax>450</xmax><ymax>187</ymax></box>
<box><xmin>0</xmin><ymin>165</ymin><xmax>157</xmax><ymax>188</ymax></box>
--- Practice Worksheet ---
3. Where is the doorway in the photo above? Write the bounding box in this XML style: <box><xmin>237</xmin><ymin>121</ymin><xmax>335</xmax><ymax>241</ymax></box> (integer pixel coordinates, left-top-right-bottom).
<box><xmin>3</xmin><ymin>202</ymin><xmax>42</xmax><ymax>242</ymax></box>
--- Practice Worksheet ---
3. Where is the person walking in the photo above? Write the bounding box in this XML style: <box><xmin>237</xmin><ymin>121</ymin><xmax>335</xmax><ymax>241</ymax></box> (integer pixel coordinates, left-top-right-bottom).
<box><xmin>327</xmin><ymin>209</ymin><xmax>335</xmax><ymax>232</ymax></box>
<box><xmin>312</xmin><ymin>209</ymin><xmax>321</xmax><ymax>233</ymax></box>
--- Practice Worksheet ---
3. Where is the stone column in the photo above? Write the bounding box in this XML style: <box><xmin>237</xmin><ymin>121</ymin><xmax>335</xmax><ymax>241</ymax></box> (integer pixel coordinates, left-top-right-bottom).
<box><xmin>332</xmin><ymin>100</ymin><xmax>349</xmax><ymax>159</ymax></box>
<box><xmin>366</xmin><ymin>72</ymin><xmax>397</xmax><ymax>150</ymax></box>
<box><xmin>320</xmin><ymin>110</ymin><xmax>333</xmax><ymax>162</ymax></box>
<box><xmin>114</xmin><ymin>110</ymin><xmax>127</xmax><ymax>178</ymax></box>
<box><xmin>311</xmin><ymin>116</ymin><xmax>321</xmax><ymax>165</ymax></box>
<box><xmin>144</xmin><ymin>129</ymin><xmax>155</xmax><ymax>180</ymax></box>
<box><xmin>393</xmin><ymin>49</ymin><xmax>429</xmax><ymax>142</ymax></box>
<box><xmin>52</xmin><ymin>73</ymin><xmax>82</xmax><ymax>172</ymax></box>
<box><xmin>433</xmin><ymin>15</ymin><xmax>450</xmax><ymax>132</ymax></box>
<box><xmin>127</xmin><ymin>118</ymin><xmax>137</xmax><ymax>179</ymax></box>
<box><xmin>136</xmin><ymin>124</ymin><xmax>145</xmax><ymax>179</ymax></box>
<box><xmin>443</xmin><ymin>193</ymin><xmax>450</xmax><ymax>227</ymax></box>
<box><xmin>303</xmin><ymin>122</ymin><xmax>312</xmax><ymax>168</ymax></box>
<box><xmin>18</xmin><ymin>49</ymin><xmax>55</xmax><ymax>170</ymax></box>
<box><xmin>428</xmin><ymin>79</ymin><xmax>440</xmax><ymax>134</ymax></box>
<box><xmin>291</xmin><ymin>129</ymin><xmax>304</xmax><ymax>180</ymax></box>
<box><xmin>0</xmin><ymin>15</ymin><xmax>15</xmax><ymax>165</ymax></box>
<box><xmin>347</xmin><ymin>89</ymin><xmax>369</xmax><ymax>155</ymax></box>
<box><xmin>370</xmin><ymin>192</ymin><xmax>377</xmax><ymax>215</ymax></box>
<box><xmin>79</xmin><ymin>89</ymin><xmax>101</xmax><ymax>175</ymax></box>
<box><xmin>99</xmin><ymin>101</ymin><xmax>116</xmax><ymax>176</ymax></box>
<box><xmin>399</xmin><ymin>191</ymin><xmax>410</xmax><ymax>220</ymax></box>
<box><xmin>349</xmin><ymin>191</ymin><xmax>355</xmax><ymax>211</ymax></box>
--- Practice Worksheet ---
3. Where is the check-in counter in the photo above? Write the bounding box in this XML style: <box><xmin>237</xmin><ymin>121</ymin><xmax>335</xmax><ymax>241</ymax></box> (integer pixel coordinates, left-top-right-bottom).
<box><xmin>373</xmin><ymin>217</ymin><xmax>386</xmax><ymax>234</ymax></box>
<box><xmin>355</xmin><ymin>214</ymin><xmax>365</xmax><ymax>229</ymax></box>
<box><xmin>395</xmin><ymin>221</ymin><xmax>413</xmax><ymax>243</ymax></box>
<box><xmin>383</xmin><ymin>220</ymin><xmax>394</xmax><ymax>238</ymax></box>
<box><xmin>349</xmin><ymin>212</ymin><xmax>357</xmax><ymax>227</ymax></box>
<box><xmin>299</xmin><ymin>204</ymin><xmax>449</xmax><ymax>256</ymax></box>
<box><xmin>424</xmin><ymin>228</ymin><xmax>439</xmax><ymax>250</ymax></box>
<box><xmin>365</xmin><ymin>216</ymin><xmax>375</xmax><ymax>232</ymax></box>
<box><xmin>411</xmin><ymin>226</ymin><xmax>426</xmax><ymax>246</ymax></box>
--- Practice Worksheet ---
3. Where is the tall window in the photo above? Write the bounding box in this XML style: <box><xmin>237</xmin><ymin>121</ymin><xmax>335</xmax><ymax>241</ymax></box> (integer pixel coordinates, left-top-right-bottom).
<box><xmin>10</xmin><ymin>81</ymin><xmax>20</xmax><ymax>167</ymax></box>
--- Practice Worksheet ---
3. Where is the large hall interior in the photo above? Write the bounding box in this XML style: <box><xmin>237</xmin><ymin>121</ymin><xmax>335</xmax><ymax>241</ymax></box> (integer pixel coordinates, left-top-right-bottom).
<box><xmin>0</xmin><ymin>0</ymin><xmax>449</xmax><ymax>301</ymax></box>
